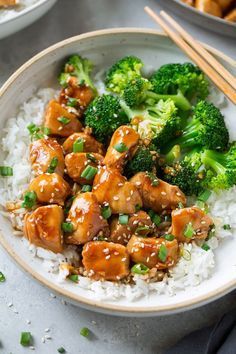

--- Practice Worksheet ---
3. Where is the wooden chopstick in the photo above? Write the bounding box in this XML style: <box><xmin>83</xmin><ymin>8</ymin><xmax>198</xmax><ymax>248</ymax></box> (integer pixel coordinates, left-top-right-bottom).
<box><xmin>144</xmin><ymin>6</ymin><xmax>236</xmax><ymax>104</ymax></box>
<box><xmin>160</xmin><ymin>10</ymin><xmax>236</xmax><ymax>91</ymax></box>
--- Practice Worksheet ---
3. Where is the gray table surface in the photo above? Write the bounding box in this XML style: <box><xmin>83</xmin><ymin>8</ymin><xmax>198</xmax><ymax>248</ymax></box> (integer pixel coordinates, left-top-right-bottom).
<box><xmin>0</xmin><ymin>1</ymin><xmax>236</xmax><ymax>353</ymax></box>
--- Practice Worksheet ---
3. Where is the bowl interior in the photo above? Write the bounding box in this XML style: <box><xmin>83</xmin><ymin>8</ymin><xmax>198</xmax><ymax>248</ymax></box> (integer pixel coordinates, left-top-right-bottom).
<box><xmin>0</xmin><ymin>29</ymin><xmax>236</xmax><ymax>315</ymax></box>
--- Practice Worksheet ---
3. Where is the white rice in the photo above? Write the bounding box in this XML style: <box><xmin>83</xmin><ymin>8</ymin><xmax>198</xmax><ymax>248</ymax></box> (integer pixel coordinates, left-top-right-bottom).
<box><xmin>0</xmin><ymin>87</ymin><xmax>235</xmax><ymax>302</ymax></box>
<box><xmin>0</xmin><ymin>0</ymin><xmax>39</xmax><ymax>22</ymax></box>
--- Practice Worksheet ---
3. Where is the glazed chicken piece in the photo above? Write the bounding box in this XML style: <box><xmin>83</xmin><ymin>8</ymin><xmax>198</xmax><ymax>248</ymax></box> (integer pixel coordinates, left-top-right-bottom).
<box><xmin>130</xmin><ymin>172</ymin><xmax>186</xmax><ymax>213</ymax></box>
<box><xmin>65</xmin><ymin>152</ymin><xmax>103</xmax><ymax>184</ymax></box>
<box><xmin>66</xmin><ymin>192</ymin><xmax>109</xmax><ymax>245</ymax></box>
<box><xmin>127</xmin><ymin>235</ymin><xmax>179</xmax><ymax>270</ymax></box>
<box><xmin>93</xmin><ymin>166</ymin><xmax>142</xmax><ymax>214</ymax></box>
<box><xmin>169</xmin><ymin>206</ymin><xmax>214</xmax><ymax>243</ymax></box>
<box><xmin>24</xmin><ymin>205</ymin><xmax>64</xmax><ymax>253</ymax></box>
<box><xmin>82</xmin><ymin>241</ymin><xmax>130</xmax><ymax>281</ymax></box>
<box><xmin>63</xmin><ymin>132</ymin><xmax>105</xmax><ymax>155</ymax></box>
<box><xmin>110</xmin><ymin>211</ymin><xmax>153</xmax><ymax>245</ymax></box>
<box><xmin>0</xmin><ymin>0</ymin><xmax>17</xmax><ymax>6</ymax></box>
<box><xmin>59</xmin><ymin>77</ymin><xmax>95</xmax><ymax>111</ymax></box>
<box><xmin>103</xmin><ymin>126</ymin><xmax>140</xmax><ymax>170</ymax></box>
<box><xmin>30</xmin><ymin>138</ymin><xmax>65</xmax><ymax>177</ymax></box>
<box><xmin>215</xmin><ymin>0</ymin><xmax>234</xmax><ymax>10</ymax></box>
<box><xmin>28</xmin><ymin>173</ymin><xmax>71</xmax><ymax>206</ymax></box>
<box><xmin>224</xmin><ymin>8</ymin><xmax>236</xmax><ymax>22</ymax></box>
<box><xmin>44</xmin><ymin>100</ymin><xmax>82</xmax><ymax>137</ymax></box>
<box><xmin>195</xmin><ymin>0</ymin><xmax>222</xmax><ymax>17</ymax></box>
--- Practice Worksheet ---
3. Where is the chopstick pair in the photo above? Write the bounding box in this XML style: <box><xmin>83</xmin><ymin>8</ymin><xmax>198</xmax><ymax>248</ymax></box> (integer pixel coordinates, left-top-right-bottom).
<box><xmin>144</xmin><ymin>6</ymin><xmax>236</xmax><ymax>104</ymax></box>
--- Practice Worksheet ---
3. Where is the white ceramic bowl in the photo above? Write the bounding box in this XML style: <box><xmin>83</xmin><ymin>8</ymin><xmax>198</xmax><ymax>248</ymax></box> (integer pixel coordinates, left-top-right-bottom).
<box><xmin>0</xmin><ymin>0</ymin><xmax>57</xmax><ymax>40</ymax></box>
<box><xmin>0</xmin><ymin>28</ymin><xmax>236</xmax><ymax>316</ymax></box>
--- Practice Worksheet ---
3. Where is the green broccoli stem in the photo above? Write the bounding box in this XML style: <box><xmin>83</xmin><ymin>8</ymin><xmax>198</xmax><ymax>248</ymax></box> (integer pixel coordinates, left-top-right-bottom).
<box><xmin>119</xmin><ymin>99</ymin><xmax>137</xmax><ymax>120</ymax></box>
<box><xmin>201</xmin><ymin>150</ymin><xmax>227</xmax><ymax>175</ymax></box>
<box><xmin>146</xmin><ymin>90</ymin><xmax>191</xmax><ymax>111</ymax></box>
<box><xmin>164</xmin><ymin>145</ymin><xmax>181</xmax><ymax>164</ymax></box>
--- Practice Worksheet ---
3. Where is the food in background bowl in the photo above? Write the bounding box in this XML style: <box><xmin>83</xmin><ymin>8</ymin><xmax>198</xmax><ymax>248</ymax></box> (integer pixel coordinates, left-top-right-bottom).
<box><xmin>0</xmin><ymin>0</ymin><xmax>41</xmax><ymax>22</ymax></box>
<box><xmin>181</xmin><ymin>0</ymin><xmax>236</xmax><ymax>22</ymax></box>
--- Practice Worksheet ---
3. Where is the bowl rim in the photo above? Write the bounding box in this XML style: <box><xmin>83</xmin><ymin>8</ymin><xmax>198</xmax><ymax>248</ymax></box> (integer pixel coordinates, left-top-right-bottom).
<box><xmin>0</xmin><ymin>0</ymin><xmax>56</xmax><ymax>25</ymax></box>
<box><xmin>172</xmin><ymin>0</ymin><xmax>236</xmax><ymax>28</ymax></box>
<box><xmin>0</xmin><ymin>27</ymin><xmax>236</xmax><ymax>315</ymax></box>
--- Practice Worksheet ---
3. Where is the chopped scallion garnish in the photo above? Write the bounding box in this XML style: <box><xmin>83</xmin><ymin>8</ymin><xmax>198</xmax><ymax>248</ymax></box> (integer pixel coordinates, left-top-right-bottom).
<box><xmin>57</xmin><ymin>347</ymin><xmax>66</xmax><ymax>353</ymax></box>
<box><xmin>41</xmin><ymin>126</ymin><xmax>51</xmax><ymax>135</ymax></box>
<box><xmin>27</xmin><ymin>123</ymin><xmax>40</xmax><ymax>135</ymax></box>
<box><xmin>81</xmin><ymin>184</ymin><xmax>92</xmax><ymax>192</ymax></box>
<box><xmin>148</xmin><ymin>210</ymin><xmax>161</xmax><ymax>226</ymax></box>
<box><xmin>47</xmin><ymin>157</ymin><xmax>58</xmax><ymax>173</ymax></box>
<box><xmin>135</xmin><ymin>225</ymin><xmax>150</xmax><ymax>235</ymax></box>
<box><xmin>184</xmin><ymin>223</ymin><xmax>194</xmax><ymax>238</ymax></box>
<box><xmin>57</xmin><ymin>116</ymin><xmax>71</xmax><ymax>125</ymax></box>
<box><xmin>0</xmin><ymin>271</ymin><xmax>6</xmax><ymax>282</ymax></box>
<box><xmin>158</xmin><ymin>244</ymin><xmax>167</xmax><ymax>262</ymax></box>
<box><xmin>86</xmin><ymin>153</ymin><xmax>97</xmax><ymax>163</ymax></box>
<box><xmin>198</xmin><ymin>189</ymin><xmax>211</xmax><ymax>202</ymax></box>
<box><xmin>131</xmin><ymin>263</ymin><xmax>149</xmax><ymax>275</ymax></box>
<box><xmin>73</xmin><ymin>138</ymin><xmax>84</xmax><ymax>153</ymax></box>
<box><xmin>81</xmin><ymin>165</ymin><xmax>98</xmax><ymax>180</ymax></box>
<box><xmin>69</xmin><ymin>274</ymin><xmax>78</xmax><ymax>283</ymax></box>
<box><xmin>80</xmin><ymin>327</ymin><xmax>90</xmax><ymax>338</ymax></box>
<box><xmin>223</xmin><ymin>224</ymin><xmax>231</xmax><ymax>230</ymax></box>
<box><xmin>101</xmin><ymin>205</ymin><xmax>111</xmax><ymax>219</ymax></box>
<box><xmin>202</xmin><ymin>243</ymin><xmax>210</xmax><ymax>251</ymax></box>
<box><xmin>0</xmin><ymin>166</ymin><xmax>13</xmax><ymax>177</ymax></box>
<box><xmin>114</xmin><ymin>142</ymin><xmax>128</xmax><ymax>153</ymax></box>
<box><xmin>135</xmin><ymin>204</ymin><xmax>141</xmax><ymax>212</ymax></box>
<box><xmin>119</xmin><ymin>214</ymin><xmax>129</xmax><ymax>225</ymax></box>
<box><xmin>67</xmin><ymin>97</ymin><xmax>77</xmax><ymax>107</ymax></box>
<box><xmin>62</xmin><ymin>222</ymin><xmax>73</xmax><ymax>233</ymax></box>
<box><xmin>22</xmin><ymin>191</ymin><xmax>37</xmax><ymax>209</ymax></box>
<box><xmin>146</xmin><ymin>172</ymin><xmax>159</xmax><ymax>186</ymax></box>
<box><xmin>20</xmin><ymin>332</ymin><xmax>32</xmax><ymax>347</ymax></box>
<box><xmin>163</xmin><ymin>234</ymin><xmax>175</xmax><ymax>241</ymax></box>
<box><xmin>180</xmin><ymin>248</ymin><xmax>191</xmax><ymax>261</ymax></box>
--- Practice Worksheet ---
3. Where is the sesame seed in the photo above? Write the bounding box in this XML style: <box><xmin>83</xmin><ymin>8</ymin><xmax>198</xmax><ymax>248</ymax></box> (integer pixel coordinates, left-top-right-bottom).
<box><xmin>146</xmin><ymin>257</ymin><xmax>150</xmax><ymax>262</ymax></box>
<box><xmin>161</xmin><ymin>205</ymin><xmax>167</xmax><ymax>209</ymax></box>
<box><xmin>135</xmin><ymin>181</ymin><xmax>141</xmax><ymax>186</ymax></box>
<box><xmin>201</xmin><ymin>220</ymin><xmax>206</xmax><ymax>224</ymax></box>
<box><xmin>42</xmin><ymin>337</ymin><xmax>46</xmax><ymax>343</ymax></box>
<box><xmin>133</xmin><ymin>220</ymin><xmax>139</xmax><ymax>225</ymax></box>
<box><xmin>105</xmin><ymin>255</ymin><xmax>111</xmax><ymax>260</ymax></box>
<box><xmin>114</xmin><ymin>251</ymin><xmax>119</xmax><ymax>256</ymax></box>
<box><xmin>116</xmin><ymin>275</ymin><xmax>121</xmax><ymax>280</ymax></box>
<box><xmin>130</xmin><ymin>190</ymin><xmax>134</xmax><ymax>196</ymax></box>
<box><xmin>118</xmin><ymin>183</ymin><xmax>124</xmax><ymax>187</ymax></box>
<box><xmin>151</xmin><ymin>252</ymin><xmax>156</xmax><ymax>257</ymax></box>
<box><xmin>7</xmin><ymin>302</ymin><xmax>13</xmax><ymax>308</ymax></box>
<box><xmin>44</xmin><ymin>328</ymin><xmax>50</xmax><ymax>333</ymax></box>
<box><xmin>161</xmin><ymin>191</ymin><xmax>167</xmax><ymax>196</ymax></box>
<box><xmin>176</xmin><ymin>192</ymin><xmax>181</xmax><ymax>196</ymax></box>
<box><xmin>113</xmin><ymin>196</ymin><xmax>119</xmax><ymax>201</ymax></box>
<box><xmin>126</xmin><ymin>197</ymin><xmax>131</xmax><ymax>201</ymax></box>
<box><xmin>121</xmin><ymin>257</ymin><xmax>126</xmax><ymax>262</ymax></box>
<box><xmin>103</xmin><ymin>248</ymin><xmax>109</xmax><ymax>254</ymax></box>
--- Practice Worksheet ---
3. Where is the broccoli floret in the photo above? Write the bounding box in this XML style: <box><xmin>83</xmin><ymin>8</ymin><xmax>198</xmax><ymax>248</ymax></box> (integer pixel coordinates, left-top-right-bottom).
<box><xmin>150</xmin><ymin>63</ymin><xmax>209</xmax><ymax>101</ymax></box>
<box><xmin>120</xmin><ymin>98</ymin><xmax>181</xmax><ymax>148</ymax></box>
<box><xmin>105</xmin><ymin>56</ymin><xmax>144</xmax><ymax>94</ymax></box>
<box><xmin>163</xmin><ymin>101</ymin><xmax>229</xmax><ymax>152</ymax></box>
<box><xmin>123</xmin><ymin>77</ymin><xmax>191</xmax><ymax>111</ymax></box>
<box><xmin>201</xmin><ymin>144</ymin><xmax>236</xmax><ymax>191</ymax></box>
<box><xmin>58</xmin><ymin>55</ymin><xmax>96</xmax><ymax>91</ymax></box>
<box><xmin>162</xmin><ymin>150</ymin><xmax>205</xmax><ymax>195</ymax></box>
<box><xmin>84</xmin><ymin>94</ymin><xmax>129</xmax><ymax>143</ymax></box>
<box><xmin>124</xmin><ymin>145</ymin><xmax>157</xmax><ymax>178</ymax></box>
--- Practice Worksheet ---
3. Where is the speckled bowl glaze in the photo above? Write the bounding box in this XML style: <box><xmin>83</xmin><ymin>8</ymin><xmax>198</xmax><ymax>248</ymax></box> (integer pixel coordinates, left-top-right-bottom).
<box><xmin>0</xmin><ymin>0</ymin><xmax>57</xmax><ymax>39</ymax></box>
<box><xmin>0</xmin><ymin>29</ymin><xmax>236</xmax><ymax>316</ymax></box>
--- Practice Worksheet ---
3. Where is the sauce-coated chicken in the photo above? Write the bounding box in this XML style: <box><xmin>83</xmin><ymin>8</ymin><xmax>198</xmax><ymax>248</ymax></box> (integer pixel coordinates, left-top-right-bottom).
<box><xmin>195</xmin><ymin>0</ymin><xmax>222</xmax><ymax>17</ymax></box>
<box><xmin>93</xmin><ymin>166</ymin><xmax>142</xmax><ymax>214</ymax></box>
<box><xmin>65</xmin><ymin>152</ymin><xmax>103</xmax><ymax>184</ymax></box>
<box><xmin>0</xmin><ymin>0</ymin><xmax>17</xmax><ymax>6</ymax></box>
<box><xmin>59</xmin><ymin>78</ymin><xmax>95</xmax><ymax>111</ymax></box>
<box><xmin>66</xmin><ymin>192</ymin><xmax>109</xmax><ymax>245</ymax></box>
<box><xmin>127</xmin><ymin>235</ymin><xmax>179</xmax><ymax>269</ymax></box>
<box><xmin>169</xmin><ymin>206</ymin><xmax>214</xmax><ymax>243</ymax></box>
<box><xmin>82</xmin><ymin>241</ymin><xmax>130</xmax><ymax>280</ymax></box>
<box><xmin>63</xmin><ymin>132</ymin><xmax>105</xmax><ymax>155</ymax></box>
<box><xmin>29</xmin><ymin>173</ymin><xmax>71</xmax><ymax>206</ymax></box>
<box><xmin>130</xmin><ymin>172</ymin><xmax>186</xmax><ymax>213</ymax></box>
<box><xmin>24</xmin><ymin>205</ymin><xmax>64</xmax><ymax>253</ymax></box>
<box><xmin>30</xmin><ymin>138</ymin><xmax>65</xmax><ymax>176</ymax></box>
<box><xmin>103</xmin><ymin>126</ymin><xmax>140</xmax><ymax>170</ymax></box>
<box><xmin>110</xmin><ymin>211</ymin><xmax>153</xmax><ymax>245</ymax></box>
<box><xmin>44</xmin><ymin>100</ymin><xmax>82</xmax><ymax>137</ymax></box>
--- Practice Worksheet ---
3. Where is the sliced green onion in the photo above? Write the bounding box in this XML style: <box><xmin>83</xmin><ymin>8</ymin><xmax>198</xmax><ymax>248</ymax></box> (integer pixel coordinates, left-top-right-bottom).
<box><xmin>57</xmin><ymin>116</ymin><xmax>71</xmax><ymax>125</ymax></box>
<box><xmin>80</xmin><ymin>79</ymin><xmax>85</xmax><ymax>86</ymax></box>
<box><xmin>119</xmin><ymin>214</ymin><xmax>129</xmax><ymax>225</ymax></box>
<box><xmin>198</xmin><ymin>189</ymin><xmax>211</xmax><ymax>202</ymax></box>
<box><xmin>135</xmin><ymin>204</ymin><xmax>141</xmax><ymax>212</ymax></box>
<box><xmin>202</xmin><ymin>243</ymin><xmax>210</xmax><ymax>251</ymax></box>
<box><xmin>47</xmin><ymin>157</ymin><xmax>58</xmax><ymax>173</ymax></box>
<box><xmin>114</xmin><ymin>142</ymin><xmax>128</xmax><ymax>153</ymax></box>
<box><xmin>22</xmin><ymin>191</ymin><xmax>37</xmax><ymax>209</ymax></box>
<box><xmin>178</xmin><ymin>202</ymin><xmax>184</xmax><ymax>209</ymax></box>
<box><xmin>33</xmin><ymin>132</ymin><xmax>44</xmax><ymax>140</ymax></box>
<box><xmin>81</xmin><ymin>184</ymin><xmax>92</xmax><ymax>192</ymax></box>
<box><xmin>80</xmin><ymin>327</ymin><xmax>90</xmax><ymax>338</ymax></box>
<box><xmin>158</xmin><ymin>244</ymin><xmax>167</xmax><ymax>262</ymax></box>
<box><xmin>41</xmin><ymin>126</ymin><xmax>51</xmax><ymax>135</ymax></box>
<box><xmin>86</xmin><ymin>153</ymin><xmax>97</xmax><ymax>163</ymax></box>
<box><xmin>57</xmin><ymin>347</ymin><xmax>66</xmax><ymax>353</ymax></box>
<box><xmin>64</xmin><ymin>196</ymin><xmax>75</xmax><ymax>215</ymax></box>
<box><xmin>69</xmin><ymin>274</ymin><xmax>78</xmax><ymax>283</ymax></box>
<box><xmin>195</xmin><ymin>200</ymin><xmax>206</xmax><ymax>210</ymax></box>
<box><xmin>0</xmin><ymin>166</ymin><xmax>13</xmax><ymax>177</ymax></box>
<box><xmin>67</xmin><ymin>97</ymin><xmax>77</xmax><ymax>107</ymax></box>
<box><xmin>163</xmin><ymin>234</ymin><xmax>175</xmax><ymax>241</ymax></box>
<box><xmin>148</xmin><ymin>210</ymin><xmax>161</xmax><ymax>226</ymax></box>
<box><xmin>146</xmin><ymin>172</ymin><xmax>159</xmax><ymax>186</ymax></box>
<box><xmin>81</xmin><ymin>165</ymin><xmax>98</xmax><ymax>180</ymax></box>
<box><xmin>0</xmin><ymin>271</ymin><xmax>6</xmax><ymax>282</ymax></box>
<box><xmin>20</xmin><ymin>332</ymin><xmax>32</xmax><ymax>347</ymax></box>
<box><xmin>97</xmin><ymin>235</ymin><xmax>106</xmax><ymax>241</ymax></box>
<box><xmin>101</xmin><ymin>205</ymin><xmax>111</xmax><ymax>219</ymax></box>
<box><xmin>184</xmin><ymin>223</ymin><xmax>194</xmax><ymax>239</ymax></box>
<box><xmin>131</xmin><ymin>263</ymin><xmax>149</xmax><ymax>275</ymax></box>
<box><xmin>180</xmin><ymin>248</ymin><xmax>191</xmax><ymax>261</ymax></box>
<box><xmin>223</xmin><ymin>224</ymin><xmax>231</xmax><ymax>230</ymax></box>
<box><xmin>62</xmin><ymin>222</ymin><xmax>73</xmax><ymax>233</ymax></box>
<box><xmin>27</xmin><ymin>123</ymin><xmax>40</xmax><ymax>135</ymax></box>
<box><xmin>73</xmin><ymin>138</ymin><xmax>84</xmax><ymax>153</ymax></box>
<box><xmin>135</xmin><ymin>225</ymin><xmax>150</xmax><ymax>235</ymax></box>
